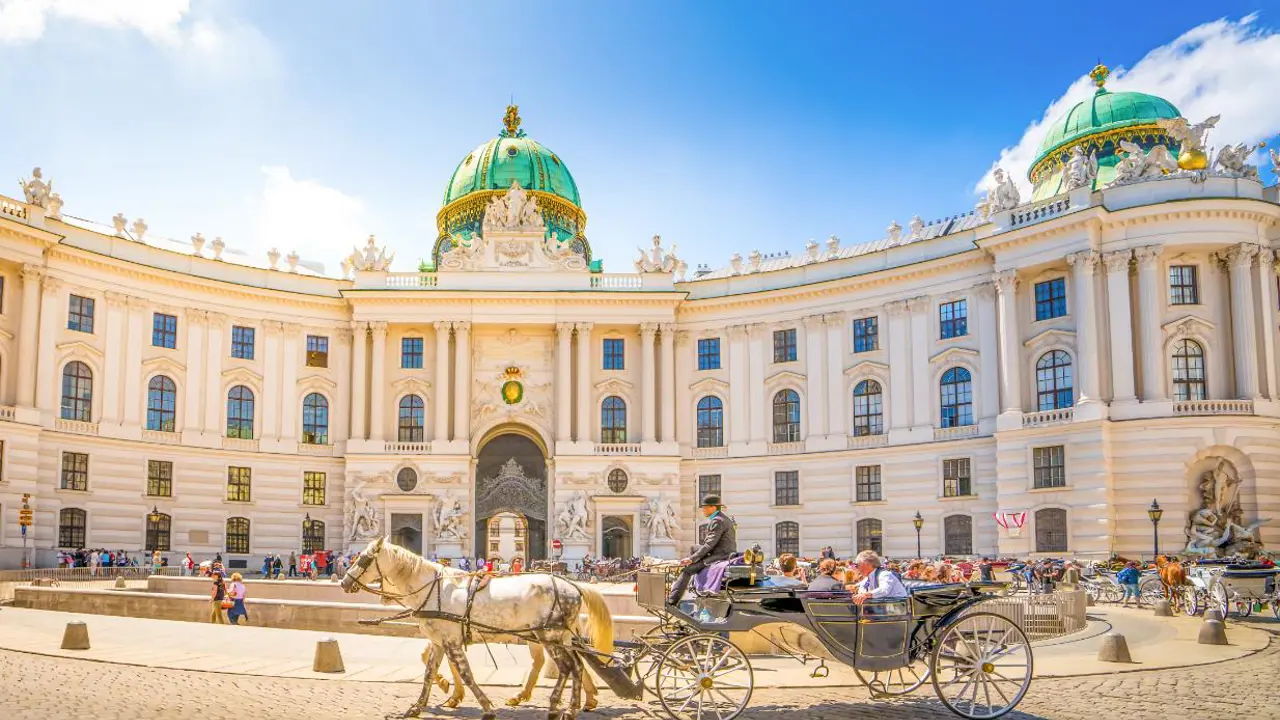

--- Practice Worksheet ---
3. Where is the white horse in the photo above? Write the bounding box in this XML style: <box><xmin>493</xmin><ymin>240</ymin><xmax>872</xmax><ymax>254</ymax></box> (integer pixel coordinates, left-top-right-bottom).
<box><xmin>341</xmin><ymin>537</ymin><xmax>613</xmax><ymax>719</ymax></box>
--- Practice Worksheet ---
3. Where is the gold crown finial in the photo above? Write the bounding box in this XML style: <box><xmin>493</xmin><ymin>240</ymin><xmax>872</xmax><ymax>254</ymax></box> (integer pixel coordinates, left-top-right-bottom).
<box><xmin>502</xmin><ymin>104</ymin><xmax>522</xmax><ymax>136</ymax></box>
<box><xmin>1089</xmin><ymin>63</ymin><xmax>1110</xmax><ymax>90</ymax></box>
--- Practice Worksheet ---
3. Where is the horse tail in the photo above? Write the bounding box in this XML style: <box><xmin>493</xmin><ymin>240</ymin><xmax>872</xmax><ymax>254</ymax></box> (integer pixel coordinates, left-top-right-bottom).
<box><xmin>576</xmin><ymin>584</ymin><xmax>615</xmax><ymax>655</ymax></box>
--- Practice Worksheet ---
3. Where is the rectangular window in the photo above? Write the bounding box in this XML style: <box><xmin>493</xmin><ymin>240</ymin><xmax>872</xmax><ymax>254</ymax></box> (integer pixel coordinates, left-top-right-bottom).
<box><xmin>1169</xmin><ymin>265</ymin><xmax>1199</xmax><ymax>305</ymax></box>
<box><xmin>697</xmin><ymin>338</ymin><xmax>721</xmax><ymax>370</ymax></box>
<box><xmin>855</xmin><ymin>465</ymin><xmax>882</xmax><ymax>502</ymax></box>
<box><xmin>306</xmin><ymin>335</ymin><xmax>329</xmax><ymax>367</ymax></box>
<box><xmin>603</xmin><ymin>338</ymin><xmax>625</xmax><ymax>370</ymax></box>
<box><xmin>147</xmin><ymin>460</ymin><xmax>173</xmax><ymax>497</ymax></box>
<box><xmin>302</xmin><ymin>471</ymin><xmax>327</xmax><ymax>506</ymax></box>
<box><xmin>772</xmin><ymin>328</ymin><xmax>797</xmax><ymax>363</ymax></box>
<box><xmin>61</xmin><ymin>452</ymin><xmax>89</xmax><ymax>491</ymax></box>
<box><xmin>230</xmin><ymin>326</ymin><xmax>255</xmax><ymax>359</ymax></box>
<box><xmin>774</xmin><ymin>470</ymin><xmax>799</xmax><ymax>506</ymax></box>
<box><xmin>1032</xmin><ymin>446</ymin><xmax>1066</xmax><ymax>489</ymax></box>
<box><xmin>68</xmin><ymin>295</ymin><xmax>95</xmax><ymax>333</ymax></box>
<box><xmin>942</xmin><ymin>458</ymin><xmax>972</xmax><ymax>497</ymax></box>
<box><xmin>152</xmin><ymin>313</ymin><xmax>177</xmax><ymax>349</ymax></box>
<box><xmin>852</xmin><ymin>316</ymin><xmax>878</xmax><ymax>353</ymax></box>
<box><xmin>59</xmin><ymin>509</ymin><xmax>86</xmax><ymax>548</ymax></box>
<box><xmin>226</xmin><ymin>466</ymin><xmax>252</xmax><ymax>502</ymax></box>
<box><xmin>1034</xmin><ymin>278</ymin><xmax>1068</xmax><ymax>321</ymax></box>
<box><xmin>698</xmin><ymin>474</ymin><xmax>722</xmax><ymax>500</ymax></box>
<box><xmin>401</xmin><ymin>337</ymin><xmax>424</xmax><ymax>369</ymax></box>
<box><xmin>939</xmin><ymin>300</ymin><xmax>968</xmax><ymax>339</ymax></box>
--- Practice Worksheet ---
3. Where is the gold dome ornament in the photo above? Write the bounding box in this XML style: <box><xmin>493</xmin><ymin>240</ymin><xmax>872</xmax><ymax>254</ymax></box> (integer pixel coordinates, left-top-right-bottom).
<box><xmin>1178</xmin><ymin>148</ymin><xmax>1209</xmax><ymax>171</ymax></box>
<box><xmin>1089</xmin><ymin>63</ymin><xmax>1110</xmax><ymax>89</ymax></box>
<box><xmin>502</xmin><ymin>104</ymin><xmax>522</xmax><ymax>137</ymax></box>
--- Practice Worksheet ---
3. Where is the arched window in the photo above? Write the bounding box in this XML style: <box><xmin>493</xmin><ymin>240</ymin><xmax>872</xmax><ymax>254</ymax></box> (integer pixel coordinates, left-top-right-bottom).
<box><xmin>1035</xmin><ymin>508</ymin><xmax>1068</xmax><ymax>553</ymax></box>
<box><xmin>601</xmin><ymin>396</ymin><xmax>627</xmax><ymax>444</ymax></box>
<box><xmin>1035</xmin><ymin>351</ymin><xmax>1073</xmax><ymax>411</ymax></box>
<box><xmin>146</xmin><ymin>511</ymin><xmax>172</xmax><ymax>552</ymax></box>
<box><xmin>398</xmin><ymin>395</ymin><xmax>425</xmax><ymax>442</ymax></box>
<box><xmin>1172</xmin><ymin>339</ymin><xmax>1206</xmax><ymax>401</ymax></box>
<box><xmin>852</xmin><ymin>380</ymin><xmax>884</xmax><ymax>436</ymax></box>
<box><xmin>775</xmin><ymin>521</ymin><xmax>800</xmax><ymax>556</ymax></box>
<box><xmin>61</xmin><ymin>361</ymin><xmax>93</xmax><ymax>421</ymax></box>
<box><xmin>302</xmin><ymin>393</ymin><xmax>329</xmax><ymax>445</ymax></box>
<box><xmin>944</xmin><ymin>514</ymin><xmax>973</xmax><ymax>556</ymax></box>
<box><xmin>58</xmin><ymin>508</ymin><xmax>86</xmax><ymax>548</ymax></box>
<box><xmin>772</xmin><ymin>389</ymin><xmax>801</xmax><ymax>443</ymax></box>
<box><xmin>856</xmin><ymin>518</ymin><xmax>883</xmax><ymax>554</ymax></box>
<box><xmin>225</xmin><ymin>517</ymin><xmax>250</xmax><ymax>554</ymax></box>
<box><xmin>226</xmin><ymin>385</ymin><xmax>255</xmax><ymax>439</ymax></box>
<box><xmin>302</xmin><ymin>518</ymin><xmax>325</xmax><ymax>554</ymax></box>
<box><xmin>696</xmin><ymin>396</ymin><xmax>724</xmax><ymax>448</ymax></box>
<box><xmin>146</xmin><ymin>375</ymin><xmax>177</xmax><ymax>432</ymax></box>
<box><xmin>607</xmin><ymin>468</ymin><xmax>629</xmax><ymax>493</ymax></box>
<box><xmin>939</xmin><ymin>367</ymin><xmax>973</xmax><ymax>428</ymax></box>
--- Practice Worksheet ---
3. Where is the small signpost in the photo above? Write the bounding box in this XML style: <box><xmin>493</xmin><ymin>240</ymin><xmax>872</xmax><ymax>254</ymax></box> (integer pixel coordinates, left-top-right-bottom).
<box><xmin>19</xmin><ymin>494</ymin><xmax>32</xmax><ymax>569</ymax></box>
<box><xmin>552</xmin><ymin>538</ymin><xmax>563</xmax><ymax>556</ymax></box>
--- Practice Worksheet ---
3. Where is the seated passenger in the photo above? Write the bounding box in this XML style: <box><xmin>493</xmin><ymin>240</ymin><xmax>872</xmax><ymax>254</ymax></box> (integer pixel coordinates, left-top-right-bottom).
<box><xmin>807</xmin><ymin>558</ymin><xmax>845</xmax><ymax>592</ymax></box>
<box><xmin>666</xmin><ymin>494</ymin><xmax>737</xmax><ymax>605</ymax></box>
<box><xmin>850</xmin><ymin>550</ymin><xmax>908</xmax><ymax>605</ymax></box>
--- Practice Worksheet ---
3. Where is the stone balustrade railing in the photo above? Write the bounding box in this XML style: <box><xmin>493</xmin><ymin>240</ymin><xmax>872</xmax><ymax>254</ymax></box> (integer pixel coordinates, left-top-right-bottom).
<box><xmin>222</xmin><ymin>437</ymin><xmax>259</xmax><ymax>452</ymax></box>
<box><xmin>141</xmin><ymin>429</ymin><xmax>181</xmax><ymax>445</ymax></box>
<box><xmin>298</xmin><ymin>443</ymin><xmax>335</xmax><ymax>456</ymax></box>
<box><xmin>0</xmin><ymin>196</ymin><xmax>28</xmax><ymax>222</ymax></box>
<box><xmin>691</xmin><ymin>446</ymin><xmax>728</xmax><ymax>459</ymax></box>
<box><xmin>0</xmin><ymin>405</ymin><xmax>15</xmax><ymax>422</ymax></box>
<box><xmin>594</xmin><ymin>443</ymin><xmax>642</xmax><ymax>455</ymax></box>
<box><xmin>767</xmin><ymin>441</ymin><xmax>805</xmax><ymax>455</ymax></box>
<box><xmin>1009</xmin><ymin>195</ymin><xmax>1072</xmax><ymax>228</ymax></box>
<box><xmin>1173</xmin><ymin>399</ymin><xmax>1254</xmax><ymax>416</ymax></box>
<box><xmin>847</xmin><ymin>433</ymin><xmax>888</xmax><ymax>449</ymax></box>
<box><xmin>589</xmin><ymin>274</ymin><xmax>643</xmax><ymax>290</ymax></box>
<box><xmin>384</xmin><ymin>441</ymin><xmax>430</xmax><ymax>454</ymax></box>
<box><xmin>1022</xmin><ymin>408</ymin><xmax>1073</xmax><ymax>428</ymax></box>
<box><xmin>934</xmin><ymin>425</ymin><xmax>979</xmax><ymax>441</ymax></box>
<box><xmin>385</xmin><ymin>273</ymin><xmax>439</xmax><ymax>288</ymax></box>
<box><xmin>55</xmin><ymin>418</ymin><xmax>99</xmax><ymax>436</ymax></box>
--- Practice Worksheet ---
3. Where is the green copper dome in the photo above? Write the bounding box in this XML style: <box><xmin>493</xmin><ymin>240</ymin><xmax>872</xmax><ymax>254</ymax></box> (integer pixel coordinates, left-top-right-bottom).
<box><xmin>442</xmin><ymin>107</ymin><xmax>580</xmax><ymax>208</ymax></box>
<box><xmin>1032</xmin><ymin>89</ymin><xmax>1181</xmax><ymax>170</ymax></box>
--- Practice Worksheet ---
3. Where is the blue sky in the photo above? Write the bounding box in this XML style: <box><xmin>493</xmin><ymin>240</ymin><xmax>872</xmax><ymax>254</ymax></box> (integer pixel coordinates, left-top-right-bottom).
<box><xmin>1</xmin><ymin>1</ymin><xmax>1278</xmax><ymax>274</ymax></box>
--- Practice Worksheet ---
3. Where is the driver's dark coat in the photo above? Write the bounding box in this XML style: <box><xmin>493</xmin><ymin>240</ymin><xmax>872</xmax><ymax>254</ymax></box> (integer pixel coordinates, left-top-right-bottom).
<box><xmin>690</xmin><ymin>512</ymin><xmax>736</xmax><ymax>565</ymax></box>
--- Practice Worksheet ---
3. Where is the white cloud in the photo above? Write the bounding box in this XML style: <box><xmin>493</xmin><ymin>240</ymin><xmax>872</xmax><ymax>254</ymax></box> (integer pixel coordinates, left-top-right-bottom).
<box><xmin>0</xmin><ymin>0</ymin><xmax>191</xmax><ymax>44</ymax></box>
<box><xmin>978</xmin><ymin>14</ymin><xmax>1280</xmax><ymax>195</ymax></box>
<box><xmin>254</xmin><ymin>166</ymin><xmax>377</xmax><ymax>276</ymax></box>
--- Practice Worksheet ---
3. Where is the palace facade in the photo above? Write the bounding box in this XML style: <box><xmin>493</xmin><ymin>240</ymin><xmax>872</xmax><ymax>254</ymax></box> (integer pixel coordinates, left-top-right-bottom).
<box><xmin>1</xmin><ymin>70</ymin><xmax>1278</xmax><ymax>569</ymax></box>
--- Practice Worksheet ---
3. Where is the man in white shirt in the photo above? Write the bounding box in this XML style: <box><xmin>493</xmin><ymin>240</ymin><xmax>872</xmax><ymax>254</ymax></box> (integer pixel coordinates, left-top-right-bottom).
<box><xmin>850</xmin><ymin>550</ymin><xmax>908</xmax><ymax>605</ymax></box>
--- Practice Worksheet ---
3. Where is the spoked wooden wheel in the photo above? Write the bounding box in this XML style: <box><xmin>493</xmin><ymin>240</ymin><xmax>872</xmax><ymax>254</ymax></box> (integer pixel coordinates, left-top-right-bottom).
<box><xmin>655</xmin><ymin>634</ymin><xmax>753</xmax><ymax>720</ymax></box>
<box><xmin>855</xmin><ymin>659</ymin><xmax>931</xmax><ymax>697</ymax></box>
<box><xmin>1182</xmin><ymin>586</ymin><xmax>1202</xmax><ymax>616</ymax></box>
<box><xmin>931</xmin><ymin>612</ymin><xmax>1033</xmax><ymax>719</ymax></box>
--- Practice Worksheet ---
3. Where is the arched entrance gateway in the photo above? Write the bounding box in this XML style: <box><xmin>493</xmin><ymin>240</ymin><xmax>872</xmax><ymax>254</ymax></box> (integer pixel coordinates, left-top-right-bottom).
<box><xmin>474</xmin><ymin>432</ymin><xmax>549</xmax><ymax>561</ymax></box>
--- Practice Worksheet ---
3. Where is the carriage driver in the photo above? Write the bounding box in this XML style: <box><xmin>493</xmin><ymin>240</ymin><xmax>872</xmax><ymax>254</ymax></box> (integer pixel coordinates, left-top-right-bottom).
<box><xmin>849</xmin><ymin>550</ymin><xmax>908</xmax><ymax>605</ymax></box>
<box><xmin>666</xmin><ymin>494</ymin><xmax>737</xmax><ymax>606</ymax></box>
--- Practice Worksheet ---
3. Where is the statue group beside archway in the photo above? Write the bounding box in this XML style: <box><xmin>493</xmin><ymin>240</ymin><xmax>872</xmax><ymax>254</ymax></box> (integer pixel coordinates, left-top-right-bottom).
<box><xmin>1185</xmin><ymin>459</ymin><xmax>1269</xmax><ymax>558</ymax></box>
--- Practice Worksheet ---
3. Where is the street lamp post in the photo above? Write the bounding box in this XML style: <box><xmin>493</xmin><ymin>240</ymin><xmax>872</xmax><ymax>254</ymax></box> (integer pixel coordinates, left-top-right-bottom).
<box><xmin>912</xmin><ymin>511</ymin><xmax>924</xmax><ymax>559</ymax></box>
<box><xmin>146</xmin><ymin>505</ymin><xmax>160</xmax><ymax>552</ymax></box>
<box><xmin>1147</xmin><ymin>499</ymin><xmax>1163</xmax><ymax>560</ymax></box>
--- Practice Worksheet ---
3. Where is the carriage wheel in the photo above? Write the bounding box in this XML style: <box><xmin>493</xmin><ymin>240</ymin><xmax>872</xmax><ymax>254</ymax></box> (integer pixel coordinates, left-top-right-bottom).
<box><xmin>1234</xmin><ymin>598</ymin><xmax>1254</xmax><ymax>618</ymax></box>
<box><xmin>1271</xmin><ymin>597</ymin><xmax>1280</xmax><ymax>620</ymax></box>
<box><xmin>1139</xmin><ymin>578</ymin><xmax>1165</xmax><ymax>605</ymax></box>
<box><xmin>930</xmin><ymin>612</ymin><xmax>1033</xmax><ymax>719</ymax></box>
<box><xmin>1211</xmin><ymin>584</ymin><xmax>1230</xmax><ymax>618</ymax></box>
<box><xmin>854</xmin><ymin>659</ymin><xmax>931</xmax><ymax>697</ymax></box>
<box><xmin>655</xmin><ymin>634</ymin><xmax>753</xmax><ymax>720</ymax></box>
<box><xmin>1182</xmin><ymin>586</ymin><xmax>1202</xmax><ymax>616</ymax></box>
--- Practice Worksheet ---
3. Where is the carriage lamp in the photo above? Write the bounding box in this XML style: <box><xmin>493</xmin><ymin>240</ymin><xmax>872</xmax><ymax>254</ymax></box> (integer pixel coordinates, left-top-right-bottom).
<box><xmin>912</xmin><ymin>511</ymin><xmax>924</xmax><ymax>559</ymax></box>
<box><xmin>1147</xmin><ymin>499</ymin><xmax>1163</xmax><ymax>559</ymax></box>
<box><xmin>147</xmin><ymin>506</ymin><xmax>160</xmax><ymax>551</ymax></box>
<box><xmin>148</xmin><ymin>505</ymin><xmax>160</xmax><ymax>522</ymax></box>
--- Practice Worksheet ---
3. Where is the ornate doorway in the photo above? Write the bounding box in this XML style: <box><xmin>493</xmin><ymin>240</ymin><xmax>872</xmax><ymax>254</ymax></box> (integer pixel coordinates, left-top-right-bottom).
<box><xmin>475</xmin><ymin>433</ymin><xmax>548</xmax><ymax>560</ymax></box>
<box><xmin>602</xmin><ymin>516</ymin><xmax>633</xmax><ymax>559</ymax></box>
<box><xmin>390</xmin><ymin>513</ymin><xmax>423</xmax><ymax>556</ymax></box>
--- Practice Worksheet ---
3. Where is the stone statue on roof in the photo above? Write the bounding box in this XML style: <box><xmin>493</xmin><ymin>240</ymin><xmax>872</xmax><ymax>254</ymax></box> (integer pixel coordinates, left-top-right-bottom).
<box><xmin>1111</xmin><ymin>140</ymin><xmax>1179</xmax><ymax>185</ymax></box>
<box><xmin>348</xmin><ymin>235</ymin><xmax>394</xmax><ymax>272</ymax></box>
<box><xmin>1213</xmin><ymin>142</ymin><xmax>1261</xmax><ymax>181</ymax></box>
<box><xmin>1063</xmin><ymin>146</ymin><xmax>1098</xmax><ymax>191</ymax></box>
<box><xmin>1159</xmin><ymin>115</ymin><xmax>1219</xmax><ymax>170</ymax></box>
<box><xmin>20</xmin><ymin>167</ymin><xmax>51</xmax><ymax>209</ymax></box>
<box><xmin>635</xmin><ymin>234</ymin><xmax>680</xmax><ymax>273</ymax></box>
<box><xmin>483</xmin><ymin>181</ymin><xmax>545</xmax><ymax>233</ymax></box>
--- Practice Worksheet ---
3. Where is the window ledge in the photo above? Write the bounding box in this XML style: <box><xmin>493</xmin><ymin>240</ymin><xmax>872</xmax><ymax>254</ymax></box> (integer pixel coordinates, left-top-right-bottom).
<box><xmin>1029</xmin><ymin>485</ymin><xmax>1071</xmax><ymax>493</ymax></box>
<box><xmin>223</xmin><ymin>499</ymin><xmax>256</xmax><ymax>506</ymax></box>
<box><xmin>770</xmin><ymin>504</ymin><xmax>803</xmax><ymax>510</ymax></box>
<box><xmin>938</xmin><ymin>334</ymin><xmax>970</xmax><ymax>344</ymax></box>
<box><xmin>852</xmin><ymin>500</ymin><xmax>888</xmax><ymax>506</ymax></box>
<box><xmin>55</xmin><ymin>487</ymin><xmax>90</xmax><ymax>495</ymax></box>
<box><xmin>144</xmin><ymin>494</ymin><xmax>176</xmax><ymax>501</ymax></box>
<box><xmin>938</xmin><ymin>494</ymin><xmax>979</xmax><ymax>502</ymax></box>
<box><xmin>300</xmin><ymin>503</ymin><xmax>329</xmax><ymax>509</ymax></box>
<box><xmin>1031</xmin><ymin>314</ymin><xmax>1071</xmax><ymax>324</ymax></box>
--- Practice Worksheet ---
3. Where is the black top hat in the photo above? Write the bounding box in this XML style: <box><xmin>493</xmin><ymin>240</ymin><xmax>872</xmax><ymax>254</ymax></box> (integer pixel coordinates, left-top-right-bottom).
<box><xmin>700</xmin><ymin>494</ymin><xmax>723</xmax><ymax>507</ymax></box>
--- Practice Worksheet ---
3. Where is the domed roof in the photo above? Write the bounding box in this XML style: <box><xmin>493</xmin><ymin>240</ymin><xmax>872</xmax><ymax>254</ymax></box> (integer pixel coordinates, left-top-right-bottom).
<box><xmin>442</xmin><ymin>106</ymin><xmax>580</xmax><ymax>207</ymax></box>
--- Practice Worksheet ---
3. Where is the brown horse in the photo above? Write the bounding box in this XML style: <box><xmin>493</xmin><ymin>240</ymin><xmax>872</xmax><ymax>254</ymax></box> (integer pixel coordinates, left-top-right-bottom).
<box><xmin>1156</xmin><ymin>556</ymin><xmax>1187</xmax><ymax>612</ymax></box>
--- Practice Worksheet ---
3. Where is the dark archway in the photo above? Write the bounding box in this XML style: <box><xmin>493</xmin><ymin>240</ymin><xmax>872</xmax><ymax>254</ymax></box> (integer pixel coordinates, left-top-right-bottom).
<box><xmin>475</xmin><ymin>433</ymin><xmax>548</xmax><ymax>561</ymax></box>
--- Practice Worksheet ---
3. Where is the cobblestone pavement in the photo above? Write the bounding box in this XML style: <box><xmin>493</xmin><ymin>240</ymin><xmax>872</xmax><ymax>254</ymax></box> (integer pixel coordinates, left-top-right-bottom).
<box><xmin>1</xmin><ymin>630</ymin><xmax>1278</xmax><ymax>720</ymax></box>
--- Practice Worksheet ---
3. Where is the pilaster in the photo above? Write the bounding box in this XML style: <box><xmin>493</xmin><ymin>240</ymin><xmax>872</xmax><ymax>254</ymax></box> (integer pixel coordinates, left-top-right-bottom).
<box><xmin>884</xmin><ymin>300</ymin><xmax>912</xmax><ymax>438</ymax></box>
<box><xmin>1134</xmin><ymin>245</ymin><xmax>1169</xmax><ymax>403</ymax></box>
<box><xmin>1225</xmin><ymin>243</ymin><xmax>1260</xmax><ymax>399</ymax></box>
<box><xmin>659</xmin><ymin>323</ymin><xmax>676</xmax><ymax>445</ymax></box>
<box><xmin>727</xmin><ymin>324</ymin><xmax>749</xmax><ymax>451</ymax></box>
<box><xmin>974</xmin><ymin>281</ymin><xmax>1002</xmax><ymax>431</ymax></box>
<box><xmin>640</xmin><ymin>322</ymin><xmax>658</xmax><ymax>445</ymax></box>
<box><xmin>555</xmin><ymin>323</ymin><xmax>574</xmax><ymax>444</ymax></box>
<box><xmin>823</xmin><ymin>312</ymin><xmax>848</xmax><ymax>440</ymax></box>
<box><xmin>277</xmin><ymin>322</ymin><xmax>301</xmax><ymax>448</ymax></box>
<box><xmin>368</xmin><ymin>321</ymin><xmax>388</xmax><ymax>442</ymax></box>
<box><xmin>181</xmin><ymin>309</ymin><xmax>207</xmax><ymax>443</ymax></box>
<box><xmin>802</xmin><ymin>314</ymin><xmax>826</xmax><ymax>441</ymax></box>
<box><xmin>1066</xmin><ymin>248</ymin><xmax>1104</xmax><ymax>419</ymax></box>
<box><xmin>1103</xmin><ymin>250</ymin><xmax>1137</xmax><ymax>405</ymax></box>
<box><xmin>574</xmin><ymin>323</ymin><xmax>593</xmax><ymax>445</ymax></box>
<box><xmin>202</xmin><ymin>313</ymin><xmax>226</xmax><ymax>440</ymax></box>
<box><xmin>261</xmin><ymin>320</ymin><xmax>282</xmax><ymax>442</ymax></box>
<box><xmin>907</xmin><ymin>296</ymin><xmax>931</xmax><ymax>432</ymax></box>
<box><xmin>433</xmin><ymin>321</ymin><xmax>451</xmax><ymax>443</ymax></box>
<box><xmin>15</xmin><ymin>265</ymin><xmax>42</xmax><ymax>414</ymax></box>
<box><xmin>452</xmin><ymin>321</ymin><xmax>471</xmax><ymax>443</ymax></box>
<box><xmin>993</xmin><ymin>270</ymin><xmax>1022</xmax><ymax>422</ymax></box>
<box><xmin>746</xmin><ymin>323</ymin><xmax>767</xmax><ymax>448</ymax></box>
<box><xmin>121</xmin><ymin>295</ymin><xmax>147</xmax><ymax>430</ymax></box>
<box><xmin>34</xmin><ymin>275</ymin><xmax>61</xmax><ymax>419</ymax></box>
<box><xmin>349</xmin><ymin>321</ymin><xmax>368</xmax><ymax>441</ymax></box>
<box><xmin>101</xmin><ymin>291</ymin><xmax>129</xmax><ymax>426</ymax></box>
<box><xmin>1255</xmin><ymin>247</ymin><xmax>1278</xmax><ymax>400</ymax></box>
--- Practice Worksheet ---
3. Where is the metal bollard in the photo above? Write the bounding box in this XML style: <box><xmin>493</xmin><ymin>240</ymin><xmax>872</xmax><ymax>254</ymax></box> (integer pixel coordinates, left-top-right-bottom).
<box><xmin>61</xmin><ymin>621</ymin><xmax>91</xmax><ymax>650</ymax></box>
<box><xmin>1096</xmin><ymin>632</ymin><xmax>1132</xmax><ymax>663</ymax></box>
<box><xmin>313</xmin><ymin>638</ymin><xmax>346</xmax><ymax>673</ymax></box>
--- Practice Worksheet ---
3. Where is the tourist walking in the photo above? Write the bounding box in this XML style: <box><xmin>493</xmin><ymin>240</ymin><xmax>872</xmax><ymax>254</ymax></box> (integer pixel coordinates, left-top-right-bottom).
<box><xmin>227</xmin><ymin>572</ymin><xmax>249</xmax><ymax>625</ymax></box>
<box><xmin>209</xmin><ymin>572</ymin><xmax>228</xmax><ymax>624</ymax></box>
<box><xmin>151</xmin><ymin>550</ymin><xmax>162</xmax><ymax>575</ymax></box>
<box><xmin>288</xmin><ymin>551</ymin><xmax>298</xmax><ymax>577</ymax></box>
<box><xmin>1117</xmin><ymin>561</ymin><xmax>1142</xmax><ymax>607</ymax></box>
<box><xmin>333</xmin><ymin>552</ymin><xmax>348</xmax><ymax>578</ymax></box>
<box><xmin>272</xmin><ymin>555</ymin><xmax>284</xmax><ymax>578</ymax></box>
<box><xmin>315</xmin><ymin>550</ymin><xmax>328</xmax><ymax>578</ymax></box>
<box><xmin>183</xmin><ymin>552</ymin><xmax>195</xmax><ymax>577</ymax></box>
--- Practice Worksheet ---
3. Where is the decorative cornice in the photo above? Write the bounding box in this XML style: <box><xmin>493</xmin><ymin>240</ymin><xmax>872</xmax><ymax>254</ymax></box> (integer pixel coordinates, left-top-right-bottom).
<box><xmin>844</xmin><ymin>360</ymin><xmax>890</xmax><ymax>380</ymax></box>
<box><xmin>1022</xmin><ymin>327</ymin><xmax>1076</xmax><ymax>349</ymax></box>
<box><xmin>141</xmin><ymin>354</ymin><xmax>187</xmax><ymax>375</ymax></box>
<box><xmin>687</xmin><ymin>376</ymin><xmax>730</xmax><ymax>394</ymax></box>
<box><xmin>928</xmin><ymin>346</ymin><xmax>980</xmax><ymax>365</ymax></box>
<box><xmin>763</xmin><ymin>369</ymin><xmax>806</xmax><ymax>388</ymax></box>
<box><xmin>55</xmin><ymin>339</ymin><xmax>104</xmax><ymax>360</ymax></box>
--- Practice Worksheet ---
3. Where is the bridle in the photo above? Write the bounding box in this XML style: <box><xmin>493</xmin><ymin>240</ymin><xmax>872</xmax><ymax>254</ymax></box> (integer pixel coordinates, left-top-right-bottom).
<box><xmin>342</xmin><ymin>547</ymin><xmax>443</xmax><ymax>607</ymax></box>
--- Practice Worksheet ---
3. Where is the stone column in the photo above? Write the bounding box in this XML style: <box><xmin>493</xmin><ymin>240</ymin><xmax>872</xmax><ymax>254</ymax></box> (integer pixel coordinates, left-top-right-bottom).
<box><xmin>349</xmin><ymin>321</ymin><xmax>368</xmax><ymax>440</ymax></box>
<box><xmin>182</xmin><ymin>309</ymin><xmax>207</xmax><ymax>433</ymax></box>
<box><xmin>333</xmin><ymin>327</ymin><xmax>353</xmax><ymax>444</ymax></box>
<box><xmin>659</xmin><ymin>323</ymin><xmax>676</xmax><ymax>444</ymax></box>
<box><xmin>203</xmin><ymin>313</ymin><xmax>226</xmax><ymax>434</ymax></box>
<box><xmin>727</xmin><ymin>325</ymin><xmax>749</xmax><ymax>444</ymax></box>
<box><xmin>802</xmin><ymin>315</ymin><xmax>826</xmax><ymax>437</ymax></box>
<box><xmin>907</xmin><ymin>296</ymin><xmax>931</xmax><ymax>429</ymax></box>
<box><xmin>673</xmin><ymin>330</ymin><xmax>693</xmax><ymax>446</ymax></box>
<box><xmin>121</xmin><ymin>296</ymin><xmax>147</xmax><ymax>427</ymax></box>
<box><xmin>1066</xmin><ymin>249</ymin><xmax>1101</xmax><ymax>404</ymax></box>
<box><xmin>434</xmin><ymin>321</ymin><xmax>451</xmax><ymax>443</ymax></box>
<box><xmin>1255</xmin><ymin>247</ymin><xmax>1278</xmax><ymax>399</ymax></box>
<box><xmin>368</xmin><ymin>321</ymin><xmax>388</xmax><ymax>441</ymax></box>
<box><xmin>16</xmin><ymin>265</ymin><xmax>42</xmax><ymax>409</ymax></box>
<box><xmin>575</xmin><ymin>323</ymin><xmax>593</xmax><ymax>442</ymax></box>
<box><xmin>885</xmin><ymin>300</ymin><xmax>911</xmax><ymax>432</ymax></box>
<box><xmin>555</xmin><ymin>323</ymin><xmax>574</xmax><ymax>442</ymax></box>
<box><xmin>640</xmin><ymin>322</ymin><xmax>658</xmax><ymax>443</ymax></box>
<box><xmin>101</xmin><ymin>291</ymin><xmax>129</xmax><ymax>426</ymax></box>
<box><xmin>747</xmin><ymin>323</ymin><xmax>767</xmax><ymax>444</ymax></box>
<box><xmin>1226</xmin><ymin>243</ymin><xmax>1260</xmax><ymax>399</ymax></box>
<box><xmin>261</xmin><ymin>321</ymin><xmax>282</xmax><ymax>441</ymax></box>
<box><xmin>824</xmin><ymin>312</ymin><xmax>847</xmax><ymax>437</ymax></box>
<box><xmin>1134</xmin><ymin>245</ymin><xmax>1167</xmax><ymax>402</ymax></box>
<box><xmin>974</xmin><ymin>282</ymin><xmax>1000</xmax><ymax>420</ymax></box>
<box><xmin>452</xmin><ymin>321</ymin><xmax>471</xmax><ymax>442</ymax></box>
<box><xmin>1103</xmin><ymin>250</ymin><xmax>1137</xmax><ymax>403</ymax></box>
<box><xmin>994</xmin><ymin>270</ymin><xmax>1022</xmax><ymax>413</ymax></box>
<box><xmin>34</xmin><ymin>275</ymin><xmax>61</xmax><ymax>416</ymax></box>
<box><xmin>279</xmin><ymin>323</ymin><xmax>301</xmax><ymax>442</ymax></box>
